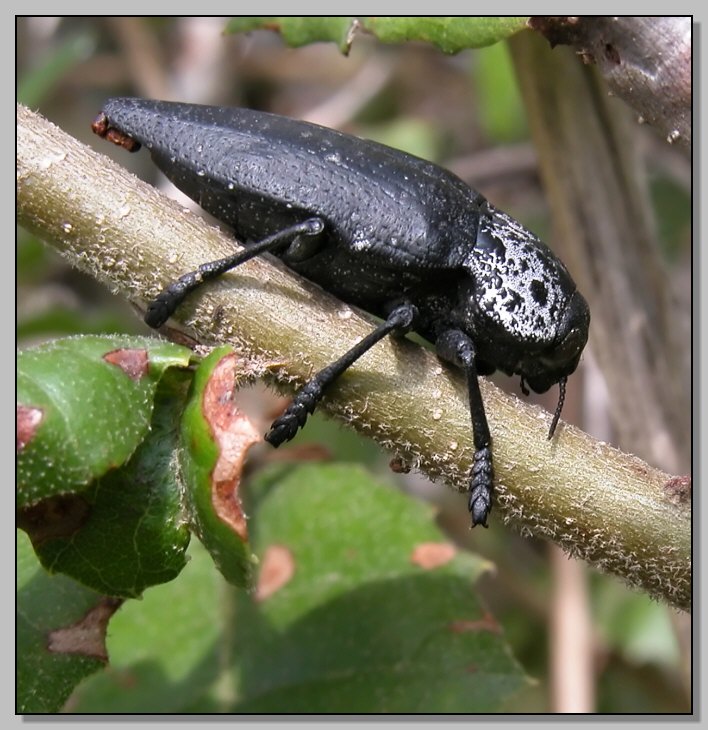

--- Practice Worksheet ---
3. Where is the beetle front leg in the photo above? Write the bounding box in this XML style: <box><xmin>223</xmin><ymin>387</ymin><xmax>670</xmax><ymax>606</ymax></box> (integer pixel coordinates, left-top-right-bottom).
<box><xmin>436</xmin><ymin>330</ymin><xmax>493</xmax><ymax>528</ymax></box>
<box><xmin>144</xmin><ymin>218</ymin><xmax>324</xmax><ymax>328</ymax></box>
<box><xmin>266</xmin><ymin>302</ymin><xmax>418</xmax><ymax>446</ymax></box>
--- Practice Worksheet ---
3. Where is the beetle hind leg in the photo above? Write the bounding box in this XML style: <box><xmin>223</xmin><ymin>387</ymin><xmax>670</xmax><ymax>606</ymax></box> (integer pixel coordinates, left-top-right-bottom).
<box><xmin>266</xmin><ymin>302</ymin><xmax>418</xmax><ymax>447</ymax></box>
<box><xmin>144</xmin><ymin>218</ymin><xmax>325</xmax><ymax>328</ymax></box>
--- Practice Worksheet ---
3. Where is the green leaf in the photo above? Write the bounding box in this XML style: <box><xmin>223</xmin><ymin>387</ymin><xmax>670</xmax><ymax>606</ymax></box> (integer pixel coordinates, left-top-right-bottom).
<box><xmin>362</xmin><ymin>17</ymin><xmax>529</xmax><ymax>53</ymax></box>
<box><xmin>473</xmin><ymin>42</ymin><xmax>528</xmax><ymax>142</ymax></box>
<box><xmin>17</xmin><ymin>335</ymin><xmax>193</xmax><ymax>507</ymax></box>
<box><xmin>592</xmin><ymin>578</ymin><xmax>681</xmax><ymax>667</ymax></box>
<box><xmin>231</xmin><ymin>464</ymin><xmax>527</xmax><ymax>712</ymax></box>
<box><xmin>227</xmin><ymin>17</ymin><xmax>356</xmax><ymax>53</ymax></box>
<box><xmin>357</xmin><ymin>118</ymin><xmax>444</xmax><ymax>162</ymax></box>
<box><xmin>17</xmin><ymin>309</ymin><xmax>138</xmax><ymax>340</ymax></box>
<box><xmin>66</xmin><ymin>540</ymin><xmax>228</xmax><ymax>713</ymax></box>
<box><xmin>17</xmin><ymin>228</ymin><xmax>52</xmax><ymax>283</ymax></box>
<box><xmin>66</xmin><ymin>464</ymin><xmax>528</xmax><ymax>712</ymax></box>
<box><xmin>227</xmin><ymin>16</ymin><xmax>529</xmax><ymax>54</ymax></box>
<box><xmin>27</xmin><ymin>370</ymin><xmax>192</xmax><ymax>597</ymax></box>
<box><xmin>17</xmin><ymin>530</ymin><xmax>119</xmax><ymax>713</ymax></box>
<box><xmin>17</xmin><ymin>31</ymin><xmax>96</xmax><ymax>107</ymax></box>
<box><xmin>17</xmin><ymin>336</ymin><xmax>195</xmax><ymax>597</ymax></box>
<box><xmin>180</xmin><ymin>347</ymin><xmax>259</xmax><ymax>589</ymax></box>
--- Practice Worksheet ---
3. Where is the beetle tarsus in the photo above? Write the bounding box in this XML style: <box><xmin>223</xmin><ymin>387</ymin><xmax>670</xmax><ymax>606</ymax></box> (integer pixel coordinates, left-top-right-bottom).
<box><xmin>144</xmin><ymin>292</ymin><xmax>174</xmax><ymax>329</ymax></box>
<box><xmin>469</xmin><ymin>446</ymin><xmax>493</xmax><ymax>527</ymax></box>
<box><xmin>265</xmin><ymin>382</ymin><xmax>319</xmax><ymax>446</ymax></box>
<box><xmin>144</xmin><ymin>276</ymin><xmax>201</xmax><ymax>328</ymax></box>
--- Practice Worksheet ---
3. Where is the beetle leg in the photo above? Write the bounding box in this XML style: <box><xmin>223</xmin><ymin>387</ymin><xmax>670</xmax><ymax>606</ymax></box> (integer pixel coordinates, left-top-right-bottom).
<box><xmin>144</xmin><ymin>217</ymin><xmax>325</xmax><ymax>328</ymax></box>
<box><xmin>435</xmin><ymin>330</ymin><xmax>493</xmax><ymax>528</ymax></box>
<box><xmin>265</xmin><ymin>302</ymin><xmax>418</xmax><ymax>447</ymax></box>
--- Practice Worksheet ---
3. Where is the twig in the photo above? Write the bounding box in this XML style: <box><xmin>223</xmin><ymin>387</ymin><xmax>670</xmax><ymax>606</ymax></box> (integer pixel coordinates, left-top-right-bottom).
<box><xmin>528</xmin><ymin>16</ymin><xmax>691</xmax><ymax>151</ymax></box>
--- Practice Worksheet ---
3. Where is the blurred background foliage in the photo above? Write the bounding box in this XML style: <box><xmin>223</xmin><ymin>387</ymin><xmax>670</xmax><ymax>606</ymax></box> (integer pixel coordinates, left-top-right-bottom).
<box><xmin>17</xmin><ymin>17</ymin><xmax>690</xmax><ymax>713</ymax></box>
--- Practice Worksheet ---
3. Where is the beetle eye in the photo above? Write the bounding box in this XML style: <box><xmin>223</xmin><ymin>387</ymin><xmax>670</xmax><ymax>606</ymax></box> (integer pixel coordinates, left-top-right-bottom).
<box><xmin>554</xmin><ymin>326</ymin><xmax>586</xmax><ymax>363</ymax></box>
<box><xmin>537</xmin><ymin>289</ymin><xmax>590</xmax><ymax>373</ymax></box>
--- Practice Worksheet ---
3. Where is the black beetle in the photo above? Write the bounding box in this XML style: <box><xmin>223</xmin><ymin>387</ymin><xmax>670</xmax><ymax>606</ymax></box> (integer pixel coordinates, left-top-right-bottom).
<box><xmin>93</xmin><ymin>98</ymin><xmax>590</xmax><ymax>528</ymax></box>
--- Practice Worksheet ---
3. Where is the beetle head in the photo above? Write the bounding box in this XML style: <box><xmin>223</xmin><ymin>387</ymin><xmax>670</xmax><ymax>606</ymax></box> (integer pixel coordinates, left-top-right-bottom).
<box><xmin>515</xmin><ymin>287</ymin><xmax>589</xmax><ymax>438</ymax></box>
<box><xmin>460</xmin><ymin>204</ymin><xmax>590</xmax><ymax>395</ymax></box>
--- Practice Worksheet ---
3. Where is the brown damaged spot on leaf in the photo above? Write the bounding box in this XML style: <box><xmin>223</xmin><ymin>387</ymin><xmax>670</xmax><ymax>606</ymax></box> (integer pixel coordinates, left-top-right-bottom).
<box><xmin>204</xmin><ymin>353</ymin><xmax>262</xmax><ymax>542</ymax></box>
<box><xmin>17</xmin><ymin>404</ymin><xmax>44</xmax><ymax>451</ymax></box>
<box><xmin>448</xmin><ymin>612</ymin><xmax>502</xmax><ymax>636</ymax></box>
<box><xmin>255</xmin><ymin>544</ymin><xmax>296</xmax><ymax>602</ymax></box>
<box><xmin>103</xmin><ymin>348</ymin><xmax>149</xmax><ymax>380</ymax></box>
<box><xmin>663</xmin><ymin>475</ymin><xmax>691</xmax><ymax>505</ymax></box>
<box><xmin>47</xmin><ymin>597</ymin><xmax>123</xmax><ymax>662</ymax></box>
<box><xmin>18</xmin><ymin>494</ymin><xmax>91</xmax><ymax>546</ymax></box>
<box><xmin>410</xmin><ymin>542</ymin><xmax>457</xmax><ymax>569</ymax></box>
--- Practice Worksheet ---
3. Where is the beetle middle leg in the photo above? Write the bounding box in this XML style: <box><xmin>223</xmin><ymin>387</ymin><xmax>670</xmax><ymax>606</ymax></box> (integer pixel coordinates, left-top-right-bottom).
<box><xmin>266</xmin><ymin>302</ymin><xmax>418</xmax><ymax>447</ymax></box>
<box><xmin>435</xmin><ymin>330</ymin><xmax>493</xmax><ymax>528</ymax></box>
<box><xmin>144</xmin><ymin>217</ymin><xmax>325</xmax><ymax>328</ymax></box>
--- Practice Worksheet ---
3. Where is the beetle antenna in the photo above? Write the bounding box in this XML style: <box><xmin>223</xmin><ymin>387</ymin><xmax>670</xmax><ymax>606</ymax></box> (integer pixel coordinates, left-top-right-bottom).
<box><xmin>548</xmin><ymin>377</ymin><xmax>567</xmax><ymax>439</ymax></box>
